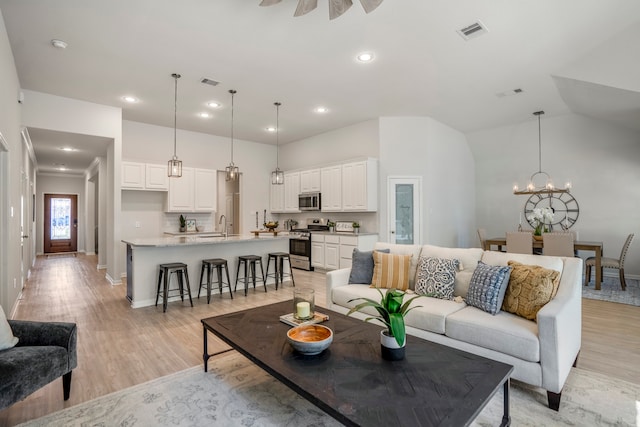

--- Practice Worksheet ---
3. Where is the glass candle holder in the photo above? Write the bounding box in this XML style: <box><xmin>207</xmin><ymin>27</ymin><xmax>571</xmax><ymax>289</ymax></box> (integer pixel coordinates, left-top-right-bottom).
<box><xmin>293</xmin><ymin>288</ymin><xmax>315</xmax><ymax>321</ymax></box>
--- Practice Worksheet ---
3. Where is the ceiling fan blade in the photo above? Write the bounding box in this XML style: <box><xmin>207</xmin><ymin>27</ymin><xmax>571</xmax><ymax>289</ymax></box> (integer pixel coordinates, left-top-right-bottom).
<box><xmin>359</xmin><ymin>0</ymin><xmax>383</xmax><ymax>14</ymax></box>
<box><xmin>329</xmin><ymin>0</ymin><xmax>353</xmax><ymax>20</ymax></box>
<box><xmin>259</xmin><ymin>0</ymin><xmax>282</xmax><ymax>6</ymax></box>
<box><xmin>294</xmin><ymin>0</ymin><xmax>318</xmax><ymax>17</ymax></box>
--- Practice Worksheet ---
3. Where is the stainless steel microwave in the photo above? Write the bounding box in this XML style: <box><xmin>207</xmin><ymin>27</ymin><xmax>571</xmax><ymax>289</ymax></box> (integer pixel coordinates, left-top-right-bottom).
<box><xmin>298</xmin><ymin>192</ymin><xmax>321</xmax><ymax>211</ymax></box>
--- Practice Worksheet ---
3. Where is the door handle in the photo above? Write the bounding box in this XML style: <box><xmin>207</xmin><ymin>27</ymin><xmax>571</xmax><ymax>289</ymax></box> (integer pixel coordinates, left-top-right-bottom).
<box><xmin>22</xmin><ymin>235</ymin><xmax>28</xmax><ymax>238</ymax></box>
<box><xmin>390</xmin><ymin>230</ymin><xmax>395</xmax><ymax>234</ymax></box>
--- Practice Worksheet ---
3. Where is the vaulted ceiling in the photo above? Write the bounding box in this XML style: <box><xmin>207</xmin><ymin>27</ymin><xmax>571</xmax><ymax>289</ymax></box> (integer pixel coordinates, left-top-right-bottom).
<box><xmin>1</xmin><ymin>0</ymin><xmax>639</xmax><ymax>174</ymax></box>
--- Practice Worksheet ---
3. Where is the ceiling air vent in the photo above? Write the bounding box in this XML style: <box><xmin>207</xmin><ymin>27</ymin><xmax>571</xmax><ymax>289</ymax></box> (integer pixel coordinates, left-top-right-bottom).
<box><xmin>496</xmin><ymin>88</ymin><xmax>524</xmax><ymax>98</ymax></box>
<box><xmin>456</xmin><ymin>21</ymin><xmax>488</xmax><ymax>41</ymax></box>
<box><xmin>201</xmin><ymin>78</ymin><xmax>220</xmax><ymax>86</ymax></box>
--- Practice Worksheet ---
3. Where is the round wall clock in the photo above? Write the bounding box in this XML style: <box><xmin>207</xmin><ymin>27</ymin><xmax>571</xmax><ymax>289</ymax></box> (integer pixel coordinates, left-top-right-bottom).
<box><xmin>524</xmin><ymin>192</ymin><xmax>579</xmax><ymax>230</ymax></box>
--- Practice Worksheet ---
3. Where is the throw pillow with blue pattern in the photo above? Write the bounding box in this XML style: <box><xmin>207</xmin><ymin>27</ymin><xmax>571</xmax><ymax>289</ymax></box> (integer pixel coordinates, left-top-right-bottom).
<box><xmin>466</xmin><ymin>261</ymin><xmax>512</xmax><ymax>315</ymax></box>
<box><xmin>415</xmin><ymin>256</ymin><xmax>460</xmax><ymax>300</ymax></box>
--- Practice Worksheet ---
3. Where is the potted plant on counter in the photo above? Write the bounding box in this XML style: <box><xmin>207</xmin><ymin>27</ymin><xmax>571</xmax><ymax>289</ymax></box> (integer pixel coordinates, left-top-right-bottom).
<box><xmin>179</xmin><ymin>214</ymin><xmax>186</xmax><ymax>232</ymax></box>
<box><xmin>347</xmin><ymin>288</ymin><xmax>423</xmax><ymax>361</ymax></box>
<box><xmin>327</xmin><ymin>221</ymin><xmax>335</xmax><ymax>233</ymax></box>
<box><xmin>352</xmin><ymin>222</ymin><xmax>360</xmax><ymax>234</ymax></box>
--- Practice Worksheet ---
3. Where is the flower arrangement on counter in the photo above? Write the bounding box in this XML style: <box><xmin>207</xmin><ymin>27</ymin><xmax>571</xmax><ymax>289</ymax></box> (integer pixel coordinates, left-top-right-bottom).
<box><xmin>527</xmin><ymin>207</ymin><xmax>554</xmax><ymax>236</ymax></box>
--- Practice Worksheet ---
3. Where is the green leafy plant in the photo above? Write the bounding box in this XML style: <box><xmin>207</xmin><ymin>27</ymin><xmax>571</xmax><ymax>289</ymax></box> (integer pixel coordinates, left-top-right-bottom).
<box><xmin>347</xmin><ymin>288</ymin><xmax>423</xmax><ymax>347</ymax></box>
<box><xmin>327</xmin><ymin>221</ymin><xmax>335</xmax><ymax>228</ymax></box>
<box><xmin>352</xmin><ymin>222</ymin><xmax>360</xmax><ymax>228</ymax></box>
<box><xmin>179</xmin><ymin>215</ymin><xmax>186</xmax><ymax>228</ymax></box>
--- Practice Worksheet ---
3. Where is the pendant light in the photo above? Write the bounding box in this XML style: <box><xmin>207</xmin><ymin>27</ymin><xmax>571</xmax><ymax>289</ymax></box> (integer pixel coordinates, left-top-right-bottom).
<box><xmin>225</xmin><ymin>89</ymin><xmax>239</xmax><ymax>181</ymax></box>
<box><xmin>271</xmin><ymin>102</ymin><xmax>284</xmax><ymax>185</ymax></box>
<box><xmin>167</xmin><ymin>73</ymin><xmax>182</xmax><ymax>178</ymax></box>
<box><xmin>513</xmin><ymin>111</ymin><xmax>571</xmax><ymax>195</ymax></box>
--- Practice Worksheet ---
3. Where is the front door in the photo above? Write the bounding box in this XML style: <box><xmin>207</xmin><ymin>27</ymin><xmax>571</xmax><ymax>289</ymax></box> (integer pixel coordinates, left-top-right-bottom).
<box><xmin>44</xmin><ymin>194</ymin><xmax>78</xmax><ymax>253</ymax></box>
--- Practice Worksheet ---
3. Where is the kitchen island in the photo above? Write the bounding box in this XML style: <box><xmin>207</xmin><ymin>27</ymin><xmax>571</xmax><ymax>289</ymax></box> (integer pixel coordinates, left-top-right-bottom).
<box><xmin>122</xmin><ymin>234</ymin><xmax>289</xmax><ymax>308</ymax></box>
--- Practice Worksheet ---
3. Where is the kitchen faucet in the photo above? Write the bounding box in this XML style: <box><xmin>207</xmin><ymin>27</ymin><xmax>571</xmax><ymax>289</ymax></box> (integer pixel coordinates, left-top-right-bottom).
<box><xmin>219</xmin><ymin>215</ymin><xmax>227</xmax><ymax>238</ymax></box>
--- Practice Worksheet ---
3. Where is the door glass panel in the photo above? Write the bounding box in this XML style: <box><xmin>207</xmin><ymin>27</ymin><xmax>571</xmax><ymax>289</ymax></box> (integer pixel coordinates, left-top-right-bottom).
<box><xmin>50</xmin><ymin>197</ymin><xmax>71</xmax><ymax>240</ymax></box>
<box><xmin>395</xmin><ymin>184</ymin><xmax>414</xmax><ymax>244</ymax></box>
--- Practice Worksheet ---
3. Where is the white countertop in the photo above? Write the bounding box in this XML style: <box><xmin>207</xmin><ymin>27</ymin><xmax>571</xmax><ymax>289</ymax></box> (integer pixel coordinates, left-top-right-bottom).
<box><xmin>123</xmin><ymin>233</ymin><xmax>290</xmax><ymax>248</ymax></box>
<box><xmin>310</xmin><ymin>231</ymin><xmax>378</xmax><ymax>236</ymax></box>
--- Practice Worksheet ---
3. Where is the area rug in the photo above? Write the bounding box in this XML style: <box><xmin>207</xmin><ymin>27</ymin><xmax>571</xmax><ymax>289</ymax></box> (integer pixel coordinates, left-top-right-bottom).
<box><xmin>583</xmin><ymin>276</ymin><xmax>640</xmax><ymax>307</ymax></box>
<box><xmin>17</xmin><ymin>351</ymin><xmax>640</xmax><ymax>427</ymax></box>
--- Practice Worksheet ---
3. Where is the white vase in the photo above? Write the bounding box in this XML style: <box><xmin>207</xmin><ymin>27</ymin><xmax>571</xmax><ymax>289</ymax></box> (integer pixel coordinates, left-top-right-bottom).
<box><xmin>380</xmin><ymin>330</ymin><xmax>405</xmax><ymax>361</ymax></box>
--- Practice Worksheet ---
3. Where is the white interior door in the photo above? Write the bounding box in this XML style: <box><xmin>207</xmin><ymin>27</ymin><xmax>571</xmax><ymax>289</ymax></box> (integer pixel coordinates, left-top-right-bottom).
<box><xmin>387</xmin><ymin>177</ymin><xmax>422</xmax><ymax>245</ymax></box>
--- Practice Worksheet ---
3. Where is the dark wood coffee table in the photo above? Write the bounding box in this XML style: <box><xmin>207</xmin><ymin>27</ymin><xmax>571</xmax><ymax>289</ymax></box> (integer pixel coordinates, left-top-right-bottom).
<box><xmin>202</xmin><ymin>301</ymin><xmax>513</xmax><ymax>426</ymax></box>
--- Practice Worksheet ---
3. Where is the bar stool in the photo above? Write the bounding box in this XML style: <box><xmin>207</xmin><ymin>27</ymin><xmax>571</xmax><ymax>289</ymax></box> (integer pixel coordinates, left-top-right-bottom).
<box><xmin>235</xmin><ymin>255</ymin><xmax>266</xmax><ymax>296</ymax></box>
<box><xmin>265</xmin><ymin>252</ymin><xmax>296</xmax><ymax>290</ymax></box>
<box><xmin>155</xmin><ymin>262</ymin><xmax>193</xmax><ymax>313</ymax></box>
<box><xmin>199</xmin><ymin>258</ymin><xmax>233</xmax><ymax>303</ymax></box>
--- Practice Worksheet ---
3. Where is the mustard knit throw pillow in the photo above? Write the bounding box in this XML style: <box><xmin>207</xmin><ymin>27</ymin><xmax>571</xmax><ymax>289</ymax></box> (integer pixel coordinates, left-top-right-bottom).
<box><xmin>501</xmin><ymin>260</ymin><xmax>561</xmax><ymax>321</ymax></box>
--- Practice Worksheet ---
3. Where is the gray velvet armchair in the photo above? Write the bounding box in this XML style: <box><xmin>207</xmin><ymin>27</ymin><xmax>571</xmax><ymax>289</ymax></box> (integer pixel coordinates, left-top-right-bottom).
<box><xmin>0</xmin><ymin>320</ymin><xmax>77</xmax><ymax>411</ymax></box>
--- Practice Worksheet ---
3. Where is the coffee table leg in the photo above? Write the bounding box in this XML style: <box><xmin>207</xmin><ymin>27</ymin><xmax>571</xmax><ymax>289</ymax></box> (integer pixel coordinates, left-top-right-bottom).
<box><xmin>501</xmin><ymin>378</ymin><xmax>511</xmax><ymax>427</ymax></box>
<box><xmin>203</xmin><ymin>324</ymin><xmax>210</xmax><ymax>372</ymax></box>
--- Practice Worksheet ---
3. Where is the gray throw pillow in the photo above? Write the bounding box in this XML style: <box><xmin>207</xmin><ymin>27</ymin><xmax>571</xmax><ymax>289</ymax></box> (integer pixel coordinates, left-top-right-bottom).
<box><xmin>465</xmin><ymin>261</ymin><xmax>512</xmax><ymax>315</ymax></box>
<box><xmin>348</xmin><ymin>248</ymin><xmax>390</xmax><ymax>284</ymax></box>
<box><xmin>415</xmin><ymin>256</ymin><xmax>460</xmax><ymax>300</ymax></box>
<box><xmin>0</xmin><ymin>305</ymin><xmax>18</xmax><ymax>351</ymax></box>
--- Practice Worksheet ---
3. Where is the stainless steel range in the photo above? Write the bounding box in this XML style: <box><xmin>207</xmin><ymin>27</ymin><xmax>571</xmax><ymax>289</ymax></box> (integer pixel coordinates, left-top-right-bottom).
<box><xmin>288</xmin><ymin>218</ymin><xmax>330</xmax><ymax>271</ymax></box>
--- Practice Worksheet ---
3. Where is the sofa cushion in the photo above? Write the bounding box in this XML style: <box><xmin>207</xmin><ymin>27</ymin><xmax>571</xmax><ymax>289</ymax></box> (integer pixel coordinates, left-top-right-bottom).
<box><xmin>446</xmin><ymin>306</ymin><xmax>540</xmax><ymax>362</ymax></box>
<box><xmin>404</xmin><ymin>297</ymin><xmax>467</xmax><ymax>334</ymax></box>
<box><xmin>415</xmin><ymin>257</ymin><xmax>459</xmax><ymax>300</ymax></box>
<box><xmin>370</xmin><ymin>252</ymin><xmax>412</xmax><ymax>291</ymax></box>
<box><xmin>374</xmin><ymin>243</ymin><xmax>422</xmax><ymax>289</ymax></box>
<box><xmin>466</xmin><ymin>261</ymin><xmax>512</xmax><ymax>315</ymax></box>
<box><xmin>420</xmin><ymin>245</ymin><xmax>484</xmax><ymax>297</ymax></box>
<box><xmin>502</xmin><ymin>261</ymin><xmax>561</xmax><ymax>321</ymax></box>
<box><xmin>348</xmin><ymin>248</ymin><xmax>390</xmax><ymax>284</ymax></box>
<box><xmin>481</xmin><ymin>251</ymin><xmax>564</xmax><ymax>274</ymax></box>
<box><xmin>0</xmin><ymin>306</ymin><xmax>18</xmax><ymax>351</ymax></box>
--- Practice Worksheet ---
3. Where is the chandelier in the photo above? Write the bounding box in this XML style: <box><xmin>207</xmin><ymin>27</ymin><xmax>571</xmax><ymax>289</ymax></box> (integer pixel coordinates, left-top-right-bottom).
<box><xmin>259</xmin><ymin>0</ymin><xmax>383</xmax><ymax>20</ymax></box>
<box><xmin>513</xmin><ymin>111</ymin><xmax>571</xmax><ymax>195</ymax></box>
<box><xmin>271</xmin><ymin>102</ymin><xmax>284</xmax><ymax>185</ymax></box>
<box><xmin>167</xmin><ymin>73</ymin><xmax>182</xmax><ymax>178</ymax></box>
<box><xmin>225</xmin><ymin>89</ymin><xmax>239</xmax><ymax>182</ymax></box>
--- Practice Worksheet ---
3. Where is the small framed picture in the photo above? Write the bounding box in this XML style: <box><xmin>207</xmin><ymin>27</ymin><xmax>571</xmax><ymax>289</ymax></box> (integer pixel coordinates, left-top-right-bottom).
<box><xmin>186</xmin><ymin>219</ymin><xmax>197</xmax><ymax>232</ymax></box>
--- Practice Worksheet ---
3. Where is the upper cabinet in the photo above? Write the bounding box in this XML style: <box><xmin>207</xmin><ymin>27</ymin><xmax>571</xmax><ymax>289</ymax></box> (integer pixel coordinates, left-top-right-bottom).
<box><xmin>320</xmin><ymin>165</ymin><xmax>342</xmax><ymax>212</ymax></box>
<box><xmin>270</xmin><ymin>182</ymin><xmax>285</xmax><ymax>213</ymax></box>
<box><xmin>121</xmin><ymin>161</ymin><xmax>168</xmax><ymax>191</ymax></box>
<box><xmin>167</xmin><ymin>167</ymin><xmax>217</xmax><ymax>212</ymax></box>
<box><xmin>300</xmin><ymin>168</ymin><xmax>321</xmax><ymax>193</ymax></box>
<box><xmin>284</xmin><ymin>171</ymin><xmax>301</xmax><ymax>212</ymax></box>
<box><xmin>342</xmin><ymin>159</ymin><xmax>377</xmax><ymax>211</ymax></box>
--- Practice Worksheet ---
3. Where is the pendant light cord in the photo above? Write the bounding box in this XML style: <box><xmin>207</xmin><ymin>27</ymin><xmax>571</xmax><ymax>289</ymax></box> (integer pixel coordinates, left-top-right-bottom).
<box><xmin>229</xmin><ymin>89</ymin><xmax>236</xmax><ymax>164</ymax></box>
<box><xmin>537</xmin><ymin>112</ymin><xmax>542</xmax><ymax>174</ymax></box>
<box><xmin>275</xmin><ymin>102</ymin><xmax>281</xmax><ymax>167</ymax></box>
<box><xmin>172</xmin><ymin>73</ymin><xmax>180</xmax><ymax>159</ymax></box>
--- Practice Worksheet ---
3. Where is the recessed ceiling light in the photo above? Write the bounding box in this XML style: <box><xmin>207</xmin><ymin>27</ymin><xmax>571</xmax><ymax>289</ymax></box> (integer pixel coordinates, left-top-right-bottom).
<box><xmin>314</xmin><ymin>106</ymin><xmax>329</xmax><ymax>113</ymax></box>
<box><xmin>122</xmin><ymin>95</ymin><xmax>138</xmax><ymax>103</ymax></box>
<box><xmin>58</xmin><ymin>167</ymin><xmax>67</xmax><ymax>171</ymax></box>
<box><xmin>207</xmin><ymin>101</ymin><xmax>221</xmax><ymax>108</ymax></box>
<box><xmin>51</xmin><ymin>39</ymin><xmax>68</xmax><ymax>49</ymax></box>
<box><xmin>356</xmin><ymin>52</ymin><xmax>374</xmax><ymax>63</ymax></box>
<box><xmin>198</xmin><ymin>112</ymin><xmax>211</xmax><ymax>119</ymax></box>
<box><xmin>266</xmin><ymin>126</ymin><xmax>276</xmax><ymax>132</ymax></box>
<box><xmin>60</xmin><ymin>147</ymin><xmax>75</xmax><ymax>152</ymax></box>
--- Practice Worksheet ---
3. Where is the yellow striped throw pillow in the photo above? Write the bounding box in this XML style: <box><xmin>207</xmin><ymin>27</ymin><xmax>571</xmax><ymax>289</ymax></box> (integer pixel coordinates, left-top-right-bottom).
<box><xmin>370</xmin><ymin>251</ymin><xmax>412</xmax><ymax>291</ymax></box>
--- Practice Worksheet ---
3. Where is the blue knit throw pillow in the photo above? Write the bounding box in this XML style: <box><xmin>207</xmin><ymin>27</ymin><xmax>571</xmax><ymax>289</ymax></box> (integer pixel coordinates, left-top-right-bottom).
<box><xmin>466</xmin><ymin>261</ymin><xmax>512</xmax><ymax>315</ymax></box>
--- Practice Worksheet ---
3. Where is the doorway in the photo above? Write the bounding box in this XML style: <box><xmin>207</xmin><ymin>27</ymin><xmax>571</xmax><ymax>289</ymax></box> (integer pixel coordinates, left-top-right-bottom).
<box><xmin>44</xmin><ymin>194</ymin><xmax>78</xmax><ymax>253</ymax></box>
<box><xmin>387</xmin><ymin>177</ymin><xmax>422</xmax><ymax>245</ymax></box>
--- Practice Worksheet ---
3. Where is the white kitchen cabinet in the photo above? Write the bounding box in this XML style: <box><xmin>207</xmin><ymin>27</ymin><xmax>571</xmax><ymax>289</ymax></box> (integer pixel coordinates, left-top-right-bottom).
<box><xmin>300</xmin><ymin>168</ymin><xmax>321</xmax><ymax>193</ymax></box>
<box><xmin>145</xmin><ymin>163</ymin><xmax>169</xmax><ymax>190</ymax></box>
<box><xmin>320</xmin><ymin>165</ymin><xmax>342</xmax><ymax>212</ymax></box>
<box><xmin>194</xmin><ymin>168</ymin><xmax>217</xmax><ymax>211</ymax></box>
<box><xmin>284</xmin><ymin>171</ymin><xmax>300</xmax><ymax>212</ymax></box>
<box><xmin>270</xmin><ymin>182</ymin><xmax>285</xmax><ymax>213</ymax></box>
<box><xmin>342</xmin><ymin>159</ymin><xmax>378</xmax><ymax>212</ymax></box>
<box><xmin>311</xmin><ymin>234</ymin><xmax>340</xmax><ymax>270</ymax></box>
<box><xmin>338</xmin><ymin>234</ymin><xmax>379</xmax><ymax>269</ymax></box>
<box><xmin>166</xmin><ymin>167</ymin><xmax>217</xmax><ymax>212</ymax></box>
<box><xmin>311</xmin><ymin>235</ymin><xmax>325</xmax><ymax>269</ymax></box>
<box><xmin>121</xmin><ymin>162</ymin><xmax>145</xmax><ymax>189</ymax></box>
<box><xmin>122</xmin><ymin>161</ymin><xmax>169</xmax><ymax>191</ymax></box>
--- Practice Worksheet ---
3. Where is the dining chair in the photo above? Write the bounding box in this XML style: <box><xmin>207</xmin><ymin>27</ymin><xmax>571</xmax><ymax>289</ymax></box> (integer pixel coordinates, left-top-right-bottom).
<box><xmin>477</xmin><ymin>228</ymin><xmax>487</xmax><ymax>250</ymax></box>
<box><xmin>543</xmin><ymin>232</ymin><xmax>575</xmax><ymax>257</ymax></box>
<box><xmin>506</xmin><ymin>231</ymin><xmax>533</xmax><ymax>254</ymax></box>
<box><xmin>584</xmin><ymin>233</ymin><xmax>634</xmax><ymax>290</ymax></box>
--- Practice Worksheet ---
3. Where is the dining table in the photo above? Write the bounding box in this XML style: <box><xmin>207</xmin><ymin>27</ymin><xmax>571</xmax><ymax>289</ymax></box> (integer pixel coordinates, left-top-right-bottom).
<box><xmin>483</xmin><ymin>237</ymin><xmax>604</xmax><ymax>290</ymax></box>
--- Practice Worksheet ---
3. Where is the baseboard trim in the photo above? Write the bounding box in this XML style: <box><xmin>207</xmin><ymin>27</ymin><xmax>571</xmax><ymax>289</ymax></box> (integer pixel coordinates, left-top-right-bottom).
<box><xmin>105</xmin><ymin>272</ymin><xmax>122</xmax><ymax>286</ymax></box>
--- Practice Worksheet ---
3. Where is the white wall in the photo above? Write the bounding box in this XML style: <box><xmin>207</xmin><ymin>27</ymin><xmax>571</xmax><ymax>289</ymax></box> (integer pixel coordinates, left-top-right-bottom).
<box><xmin>468</xmin><ymin>113</ymin><xmax>640</xmax><ymax>276</ymax></box>
<box><xmin>378</xmin><ymin>117</ymin><xmax>476</xmax><ymax>247</ymax></box>
<box><xmin>35</xmin><ymin>174</ymin><xmax>86</xmax><ymax>254</ymax></box>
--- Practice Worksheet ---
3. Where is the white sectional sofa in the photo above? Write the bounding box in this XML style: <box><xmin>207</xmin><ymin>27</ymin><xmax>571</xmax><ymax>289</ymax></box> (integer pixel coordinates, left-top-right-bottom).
<box><xmin>326</xmin><ymin>242</ymin><xmax>583</xmax><ymax>410</ymax></box>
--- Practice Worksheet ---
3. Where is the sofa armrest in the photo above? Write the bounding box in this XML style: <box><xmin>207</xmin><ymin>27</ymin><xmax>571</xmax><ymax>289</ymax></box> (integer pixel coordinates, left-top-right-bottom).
<box><xmin>325</xmin><ymin>268</ymin><xmax>352</xmax><ymax>309</ymax></box>
<box><xmin>8</xmin><ymin>320</ymin><xmax>78</xmax><ymax>370</ymax></box>
<box><xmin>536</xmin><ymin>257</ymin><xmax>583</xmax><ymax>393</ymax></box>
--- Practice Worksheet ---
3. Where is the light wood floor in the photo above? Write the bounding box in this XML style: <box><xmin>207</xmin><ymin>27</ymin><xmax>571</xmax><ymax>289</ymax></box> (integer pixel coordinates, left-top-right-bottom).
<box><xmin>1</xmin><ymin>253</ymin><xmax>639</xmax><ymax>426</ymax></box>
